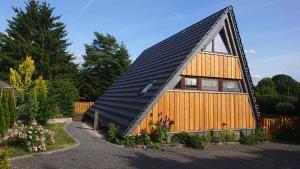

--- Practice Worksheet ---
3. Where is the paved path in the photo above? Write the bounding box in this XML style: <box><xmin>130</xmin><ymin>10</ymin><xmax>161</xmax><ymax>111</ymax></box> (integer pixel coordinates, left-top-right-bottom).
<box><xmin>13</xmin><ymin>122</ymin><xmax>300</xmax><ymax>169</ymax></box>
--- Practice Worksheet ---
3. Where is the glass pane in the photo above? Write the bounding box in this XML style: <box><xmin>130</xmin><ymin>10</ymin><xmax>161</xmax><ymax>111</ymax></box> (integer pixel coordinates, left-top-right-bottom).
<box><xmin>214</xmin><ymin>33</ymin><xmax>228</xmax><ymax>53</ymax></box>
<box><xmin>223</xmin><ymin>80</ymin><xmax>241</xmax><ymax>92</ymax></box>
<box><xmin>201</xmin><ymin>78</ymin><xmax>219</xmax><ymax>91</ymax></box>
<box><xmin>185</xmin><ymin>78</ymin><xmax>197</xmax><ymax>89</ymax></box>
<box><xmin>204</xmin><ymin>41</ymin><xmax>212</xmax><ymax>52</ymax></box>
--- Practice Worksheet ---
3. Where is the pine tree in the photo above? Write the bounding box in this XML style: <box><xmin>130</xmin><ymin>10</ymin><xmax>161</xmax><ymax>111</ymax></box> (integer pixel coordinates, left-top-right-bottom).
<box><xmin>0</xmin><ymin>0</ymin><xmax>77</xmax><ymax>81</ymax></box>
<box><xmin>78</xmin><ymin>32</ymin><xmax>131</xmax><ymax>100</ymax></box>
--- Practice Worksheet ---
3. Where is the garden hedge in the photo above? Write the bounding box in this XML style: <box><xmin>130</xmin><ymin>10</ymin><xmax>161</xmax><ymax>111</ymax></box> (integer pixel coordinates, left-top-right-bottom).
<box><xmin>0</xmin><ymin>89</ymin><xmax>16</xmax><ymax>137</ymax></box>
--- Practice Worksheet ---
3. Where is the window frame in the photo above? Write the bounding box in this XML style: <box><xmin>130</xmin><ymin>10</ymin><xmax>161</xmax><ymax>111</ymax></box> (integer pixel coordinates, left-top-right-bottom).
<box><xmin>174</xmin><ymin>76</ymin><xmax>244</xmax><ymax>93</ymax></box>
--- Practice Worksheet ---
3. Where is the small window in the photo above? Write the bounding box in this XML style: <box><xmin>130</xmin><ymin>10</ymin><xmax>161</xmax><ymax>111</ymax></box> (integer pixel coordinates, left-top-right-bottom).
<box><xmin>185</xmin><ymin>77</ymin><xmax>197</xmax><ymax>89</ymax></box>
<box><xmin>201</xmin><ymin>78</ymin><xmax>219</xmax><ymax>91</ymax></box>
<box><xmin>223</xmin><ymin>80</ymin><xmax>241</xmax><ymax>92</ymax></box>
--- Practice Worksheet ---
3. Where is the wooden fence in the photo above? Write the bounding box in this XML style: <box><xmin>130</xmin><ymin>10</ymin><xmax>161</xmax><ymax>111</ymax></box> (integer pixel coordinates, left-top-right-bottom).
<box><xmin>74</xmin><ymin>102</ymin><xmax>94</xmax><ymax>114</ymax></box>
<box><xmin>261</xmin><ymin>116</ymin><xmax>299</xmax><ymax>139</ymax></box>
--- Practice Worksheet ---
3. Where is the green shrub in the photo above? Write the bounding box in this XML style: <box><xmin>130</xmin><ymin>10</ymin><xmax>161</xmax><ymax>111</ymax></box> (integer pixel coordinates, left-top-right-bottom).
<box><xmin>0</xmin><ymin>100</ymin><xmax>5</xmax><ymax>137</ymax></box>
<box><xmin>276</xmin><ymin>121</ymin><xmax>300</xmax><ymax>142</ymax></box>
<box><xmin>136</xmin><ymin>132</ymin><xmax>151</xmax><ymax>145</ymax></box>
<box><xmin>187</xmin><ymin>134</ymin><xmax>207</xmax><ymax>149</ymax></box>
<box><xmin>48</xmin><ymin>79</ymin><xmax>79</xmax><ymax>117</ymax></box>
<box><xmin>106</xmin><ymin>123</ymin><xmax>119</xmax><ymax>143</ymax></box>
<box><xmin>257</xmin><ymin>94</ymin><xmax>298</xmax><ymax>115</ymax></box>
<box><xmin>0</xmin><ymin>90</ymin><xmax>16</xmax><ymax>137</ymax></box>
<box><xmin>171</xmin><ymin>132</ymin><xmax>208</xmax><ymax>149</ymax></box>
<box><xmin>171</xmin><ymin>132</ymin><xmax>190</xmax><ymax>144</ymax></box>
<box><xmin>0</xmin><ymin>151</ymin><xmax>10</xmax><ymax>169</ymax></box>
<box><xmin>212</xmin><ymin>130</ymin><xmax>239</xmax><ymax>143</ymax></box>
<box><xmin>240</xmin><ymin>128</ymin><xmax>265</xmax><ymax>145</ymax></box>
<box><xmin>150</xmin><ymin>117</ymin><xmax>173</xmax><ymax>144</ymax></box>
<box><xmin>120</xmin><ymin>136</ymin><xmax>136</xmax><ymax>147</ymax></box>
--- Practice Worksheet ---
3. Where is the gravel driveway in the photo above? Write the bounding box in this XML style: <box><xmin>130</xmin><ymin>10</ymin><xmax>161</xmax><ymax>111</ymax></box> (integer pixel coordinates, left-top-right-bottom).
<box><xmin>13</xmin><ymin>122</ymin><xmax>300</xmax><ymax>169</ymax></box>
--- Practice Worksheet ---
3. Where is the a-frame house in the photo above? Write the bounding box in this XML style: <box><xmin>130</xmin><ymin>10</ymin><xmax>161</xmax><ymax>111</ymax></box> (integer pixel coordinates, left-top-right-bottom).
<box><xmin>86</xmin><ymin>6</ymin><xmax>260</xmax><ymax>137</ymax></box>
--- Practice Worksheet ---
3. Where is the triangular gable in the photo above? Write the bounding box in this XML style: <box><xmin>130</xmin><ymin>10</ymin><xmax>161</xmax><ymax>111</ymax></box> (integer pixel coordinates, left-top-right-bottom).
<box><xmin>124</xmin><ymin>6</ymin><xmax>259</xmax><ymax>136</ymax></box>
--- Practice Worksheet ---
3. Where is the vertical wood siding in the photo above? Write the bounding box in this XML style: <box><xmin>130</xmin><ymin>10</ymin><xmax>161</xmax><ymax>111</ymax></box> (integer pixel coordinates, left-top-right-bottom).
<box><xmin>133</xmin><ymin>91</ymin><xmax>255</xmax><ymax>135</ymax></box>
<box><xmin>181</xmin><ymin>52</ymin><xmax>242</xmax><ymax>79</ymax></box>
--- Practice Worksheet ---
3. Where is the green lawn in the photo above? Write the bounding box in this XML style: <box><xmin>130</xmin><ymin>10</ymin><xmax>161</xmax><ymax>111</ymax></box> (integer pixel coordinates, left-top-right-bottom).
<box><xmin>0</xmin><ymin>124</ymin><xmax>76</xmax><ymax>158</ymax></box>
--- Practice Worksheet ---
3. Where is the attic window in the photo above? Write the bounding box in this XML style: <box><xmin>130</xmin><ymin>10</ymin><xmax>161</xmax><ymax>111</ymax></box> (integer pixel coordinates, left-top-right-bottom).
<box><xmin>204</xmin><ymin>29</ymin><xmax>230</xmax><ymax>54</ymax></box>
<box><xmin>141</xmin><ymin>81</ymin><xmax>156</xmax><ymax>94</ymax></box>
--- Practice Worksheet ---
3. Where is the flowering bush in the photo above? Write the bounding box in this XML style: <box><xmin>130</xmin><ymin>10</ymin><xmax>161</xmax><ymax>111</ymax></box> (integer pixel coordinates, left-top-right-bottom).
<box><xmin>6</xmin><ymin>120</ymin><xmax>55</xmax><ymax>152</ymax></box>
<box><xmin>150</xmin><ymin>115</ymin><xmax>173</xmax><ymax>144</ymax></box>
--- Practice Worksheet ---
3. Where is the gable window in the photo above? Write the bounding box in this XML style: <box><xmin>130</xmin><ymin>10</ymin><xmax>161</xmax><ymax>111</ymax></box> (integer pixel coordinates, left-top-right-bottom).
<box><xmin>204</xmin><ymin>29</ymin><xmax>230</xmax><ymax>54</ymax></box>
<box><xmin>222</xmin><ymin>80</ymin><xmax>241</xmax><ymax>92</ymax></box>
<box><xmin>185</xmin><ymin>77</ymin><xmax>197</xmax><ymax>89</ymax></box>
<box><xmin>201</xmin><ymin>78</ymin><xmax>219</xmax><ymax>91</ymax></box>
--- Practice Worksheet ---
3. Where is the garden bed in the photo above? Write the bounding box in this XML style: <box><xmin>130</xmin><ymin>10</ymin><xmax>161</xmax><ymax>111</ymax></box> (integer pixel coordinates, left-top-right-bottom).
<box><xmin>0</xmin><ymin>123</ymin><xmax>76</xmax><ymax>158</ymax></box>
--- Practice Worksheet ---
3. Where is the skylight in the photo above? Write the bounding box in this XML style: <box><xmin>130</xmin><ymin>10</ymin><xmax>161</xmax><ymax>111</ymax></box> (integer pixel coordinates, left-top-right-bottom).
<box><xmin>141</xmin><ymin>81</ymin><xmax>156</xmax><ymax>94</ymax></box>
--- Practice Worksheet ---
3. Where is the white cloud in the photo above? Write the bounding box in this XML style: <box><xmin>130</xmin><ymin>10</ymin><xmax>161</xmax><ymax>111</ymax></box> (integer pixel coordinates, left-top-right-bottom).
<box><xmin>251</xmin><ymin>74</ymin><xmax>263</xmax><ymax>85</ymax></box>
<box><xmin>245</xmin><ymin>49</ymin><xmax>256</xmax><ymax>55</ymax></box>
<box><xmin>72</xmin><ymin>52</ymin><xmax>84</xmax><ymax>65</ymax></box>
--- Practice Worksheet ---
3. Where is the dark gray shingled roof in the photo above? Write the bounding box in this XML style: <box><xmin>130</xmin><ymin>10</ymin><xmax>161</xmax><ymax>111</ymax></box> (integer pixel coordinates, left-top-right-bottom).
<box><xmin>86</xmin><ymin>6</ymin><xmax>258</xmax><ymax>137</ymax></box>
<box><xmin>0</xmin><ymin>80</ymin><xmax>11</xmax><ymax>88</ymax></box>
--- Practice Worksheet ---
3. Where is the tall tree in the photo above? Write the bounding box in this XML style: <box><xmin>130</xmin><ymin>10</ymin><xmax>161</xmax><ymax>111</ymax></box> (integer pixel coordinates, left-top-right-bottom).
<box><xmin>78</xmin><ymin>32</ymin><xmax>131</xmax><ymax>100</ymax></box>
<box><xmin>0</xmin><ymin>0</ymin><xmax>77</xmax><ymax>81</ymax></box>
<box><xmin>272</xmin><ymin>74</ymin><xmax>299</xmax><ymax>96</ymax></box>
<box><xmin>256</xmin><ymin>77</ymin><xmax>278</xmax><ymax>95</ymax></box>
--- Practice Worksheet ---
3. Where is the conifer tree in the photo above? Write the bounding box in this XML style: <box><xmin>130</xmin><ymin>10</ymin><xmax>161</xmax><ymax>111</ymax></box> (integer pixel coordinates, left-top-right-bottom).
<box><xmin>0</xmin><ymin>0</ymin><xmax>77</xmax><ymax>81</ymax></box>
<box><xmin>78</xmin><ymin>32</ymin><xmax>131</xmax><ymax>100</ymax></box>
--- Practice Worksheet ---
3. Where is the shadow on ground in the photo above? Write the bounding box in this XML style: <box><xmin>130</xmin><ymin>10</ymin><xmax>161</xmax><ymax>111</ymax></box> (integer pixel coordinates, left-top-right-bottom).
<box><xmin>118</xmin><ymin>146</ymin><xmax>300</xmax><ymax>169</ymax></box>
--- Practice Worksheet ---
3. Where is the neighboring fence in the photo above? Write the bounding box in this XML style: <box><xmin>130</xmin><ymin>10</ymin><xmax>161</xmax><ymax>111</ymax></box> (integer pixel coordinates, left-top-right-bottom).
<box><xmin>73</xmin><ymin>102</ymin><xmax>94</xmax><ymax>121</ymax></box>
<box><xmin>74</xmin><ymin>102</ymin><xmax>94</xmax><ymax>113</ymax></box>
<box><xmin>261</xmin><ymin>116</ymin><xmax>300</xmax><ymax>139</ymax></box>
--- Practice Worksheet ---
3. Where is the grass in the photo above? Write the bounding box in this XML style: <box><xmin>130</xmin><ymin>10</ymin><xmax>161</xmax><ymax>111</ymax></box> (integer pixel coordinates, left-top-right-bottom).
<box><xmin>0</xmin><ymin>124</ymin><xmax>76</xmax><ymax>158</ymax></box>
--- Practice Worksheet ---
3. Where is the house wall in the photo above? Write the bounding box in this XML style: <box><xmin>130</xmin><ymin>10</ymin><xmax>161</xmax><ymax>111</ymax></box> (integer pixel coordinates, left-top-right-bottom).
<box><xmin>181</xmin><ymin>52</ymin><xmax>242</xmax><ymax>79</ymax></box>
<box><xmin>133</xmin><ymin>52</ymin><xmax>255</xmax><ymax>135</ymax></box>
<box><xmin>134</xmin><ymin>91</ymin><xmax>255</xmax><ymax>134</ymax></box>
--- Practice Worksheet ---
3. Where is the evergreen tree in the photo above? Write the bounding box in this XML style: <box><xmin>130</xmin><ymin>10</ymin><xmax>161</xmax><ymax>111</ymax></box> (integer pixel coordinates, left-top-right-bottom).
<box><xmin>78</xmin><ymin>32</ymin><xmax>131</xmax><ymax>100</ymax></box>
<box><xmin>0</xmin><ymin>95</ymin><xmax>6</xmax><ymax>137</ymax></box>
<box><xmin>0</xmin><ymin>0</ymin><xmax>77</xmax><ymax>81</ymax></box>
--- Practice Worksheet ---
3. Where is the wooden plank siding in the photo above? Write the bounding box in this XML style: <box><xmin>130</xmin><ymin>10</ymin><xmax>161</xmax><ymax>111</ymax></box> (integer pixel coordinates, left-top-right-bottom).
<box><xmin>181</xmin><ymin>52</ymin><xmax>242</xmax><ymax>79</ymax></box>
<box><xmin>133</xmin><ymin>91</ymin><xmax>255</xmax><ymax>135</ymax></box>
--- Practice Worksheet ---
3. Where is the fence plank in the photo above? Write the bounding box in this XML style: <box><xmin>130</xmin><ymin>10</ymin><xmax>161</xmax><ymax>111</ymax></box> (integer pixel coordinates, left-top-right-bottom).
<box><xmin>262</xmin><ymin>116</ymin><xmax>299</xmax><ymax>139</ymax></box>
<box><xmin>74</xmin><ymin>102</ymin><xmax>94</xmax><ymax>114</ymax></box>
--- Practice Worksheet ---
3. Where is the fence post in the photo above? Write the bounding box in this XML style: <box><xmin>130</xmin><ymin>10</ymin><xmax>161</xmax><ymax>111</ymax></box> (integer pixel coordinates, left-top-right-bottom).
<box><xmin>94</xmin><ymin>110</ymin><xmax>99</xmax><ymax>130</ymax></box>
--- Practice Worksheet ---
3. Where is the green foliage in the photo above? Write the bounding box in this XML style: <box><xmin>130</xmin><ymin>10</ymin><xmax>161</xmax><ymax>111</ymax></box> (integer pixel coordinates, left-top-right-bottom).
<box><xmin>0</xmin><ymin>151</ymin><xmax>10</xmax><ymax>169</ymax></box>
<box><xmin>256</xmin><ymin>77</ymin><xmax>278</xmax><ymax>95</ymax></box>
<box><xmin>212</xmin><ymin>130</ymin><xmax>239</xmax><ymax>143</ymax></box>
<box><xmin>106</xmin><ymin>123</ymin><xmax>119</xmax><ymax>143</ymax></box>
<box><xmin>239</xmin><ymin>128</ymin><xmax>265</xmax><ymax>145</ymax></box>
<box><xmin>0</xmin><ymin>90</ymin><xmax>16</xmax><ymax>137</ymax></box>
<box><xmin>48</xmin><ymin>79</ymin><xmax>79</xmax><ymax>117</ymax></box>
<box><xmin>136</xmin><ymin>132</ymin><xmax>152</xmax><ymax>145</ymax></box>
<box><xmin>257</xmin><ymin>94</ymin><xmax>298</xmax><ymax>115</ymax></box>
<box><xmin>276</xmin><ymin>119</ymin><xmax>300</xmax><ymax>142</ymax></box>
<box><xmin>255</xmin><ymin>74</ymin><xmax>300</xmax><ymax>116</ymax></box>
<box><xmin>272</xmin><ymin>74</ymin><xmax>300</xmax><ymax>96</ymax></box>
<box><xmin>275</xmin><ymin>102</ymin><xmax>295</xmax><ymax>114</ymax></box>
<box><xmin>171</xmin><ymin>132</ymin><xmax>208</xmax><ymax>149</ymax></box>
<box><xmin>0</xmin><ymin>0</ymin><xmax>77</xmax><ymax>81</ymax></box>
<box><xmin>78</xmin><ymin>32</ymin><xmax>131</xmax><ymax>101</ymax></box>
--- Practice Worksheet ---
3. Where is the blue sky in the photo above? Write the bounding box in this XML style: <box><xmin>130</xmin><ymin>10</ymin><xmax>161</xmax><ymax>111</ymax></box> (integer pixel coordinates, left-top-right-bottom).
<box><xmin>1</xmin><ymin>0</ymin><xmax>299</xmax><ymax>84</ymax></box>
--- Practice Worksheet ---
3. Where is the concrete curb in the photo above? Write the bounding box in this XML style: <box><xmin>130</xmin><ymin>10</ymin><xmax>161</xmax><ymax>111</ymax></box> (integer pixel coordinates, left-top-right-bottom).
<box><xmin>11</xmin><ymin>122</ymin><xmax>80</xmax><ymax>160</ymax></box>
